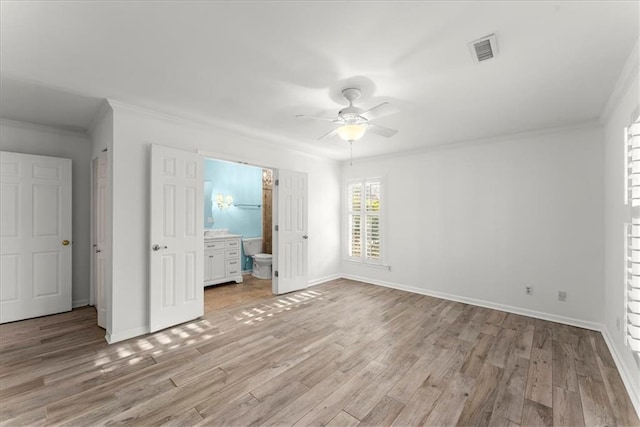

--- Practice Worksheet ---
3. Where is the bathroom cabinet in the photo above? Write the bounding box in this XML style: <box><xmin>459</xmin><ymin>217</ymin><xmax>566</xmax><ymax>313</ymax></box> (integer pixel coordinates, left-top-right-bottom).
<box><xmin>204</xmin><ymin>235</ymin><xmax>243</xmax><ymax>287</ymax></box>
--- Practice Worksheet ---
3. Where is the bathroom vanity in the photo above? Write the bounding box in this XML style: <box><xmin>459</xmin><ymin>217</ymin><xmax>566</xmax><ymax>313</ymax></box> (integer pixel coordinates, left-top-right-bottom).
<box><xmin>204</xmin><ymin>233</ymin><xmax>243</xmax><ymax>287</ymax></box>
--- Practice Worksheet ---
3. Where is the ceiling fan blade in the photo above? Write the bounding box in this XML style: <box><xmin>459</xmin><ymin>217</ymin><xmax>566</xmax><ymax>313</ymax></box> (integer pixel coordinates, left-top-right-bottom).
<box><xmin>296</xmin><ymin>114</ymin><xmax>338</xmax><ymax>122</ymax></box>
<box><xmin>360</xmin><ymin>102</ymin><xmax>399</xmax><ymax>121</ymax></box>
<box><xmin>367</xmin><ymin>123</ymin><xmax>398</xmax><ymax>138</ymax></box>
<box><xmin>317</xmin><ymin>127</ymin><xmax>339</xmax><ymax>140</ymax></box>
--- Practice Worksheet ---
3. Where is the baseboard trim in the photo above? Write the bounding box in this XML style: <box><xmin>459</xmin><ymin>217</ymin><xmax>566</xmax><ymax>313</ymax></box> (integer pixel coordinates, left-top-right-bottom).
<box><xmin>600</xmin><ymin>327</ymin><xmax>640</xmax><ymax>419</ymax></box>
<box><xmin>72</xmin><ymin>299</ymin><xmax>89</xmax><ymax>308</ymax></box>
<box><xmin>308</xmin><ymin>274</ymin><xmax>341</xmax><ymax>287</ymax></box>
<box><xmin>340</xmin><ymin>274</ymin><xmax>602</xmax><ymax>331</ymax></box>
<box><xmin>105</xmin><ymin>325</ymin><xmax>150</xmax><ymax>344</ymax></box>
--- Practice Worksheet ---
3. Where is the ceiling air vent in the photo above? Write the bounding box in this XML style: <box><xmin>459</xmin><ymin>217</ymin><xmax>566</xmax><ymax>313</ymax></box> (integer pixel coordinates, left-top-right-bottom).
<box><xmin>468</xmin><ymin>33</ymin><xmax>498</xmax><ymax>63</ymax></box>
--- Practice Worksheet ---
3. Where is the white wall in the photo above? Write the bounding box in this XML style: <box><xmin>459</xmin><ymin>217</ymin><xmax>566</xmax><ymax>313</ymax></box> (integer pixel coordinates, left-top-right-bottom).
<box><xmin>105</xmin><ymin>102</ymin><xmax>341</xmax><ymax>342</ymax></box>
<box><xmin>0</xmin><ymin>119</ymin><xmax>93</xmax><ymax>307</ymax></box>
<box><xmin>603</xmin><ymin>46</ymin><xmax>640</xmax><ymax>412</ymax></box>
<box><xmin>342</xmin><ymin>124</ymin><xmax>604</xmax><ymax>328</ymax></box>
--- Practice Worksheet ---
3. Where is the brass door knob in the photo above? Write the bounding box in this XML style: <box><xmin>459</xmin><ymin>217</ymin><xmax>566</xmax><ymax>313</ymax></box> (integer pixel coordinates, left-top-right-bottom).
<box><xmin>62</xmin><ymin>240</ymin><xmax>70</xmax><ymax>246</ymax></box>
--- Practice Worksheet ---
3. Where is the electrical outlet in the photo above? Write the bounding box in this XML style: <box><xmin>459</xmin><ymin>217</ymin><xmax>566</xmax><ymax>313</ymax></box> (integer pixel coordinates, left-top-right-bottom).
<box><xmin>525</xmin><ymin>286</ymin><xmax>532</xmax><ymax>295</ymax></box>
<box><xmin>558</xmin><ymin>291</ymin><xmax>567</xmax><ymax>301</ymax></box>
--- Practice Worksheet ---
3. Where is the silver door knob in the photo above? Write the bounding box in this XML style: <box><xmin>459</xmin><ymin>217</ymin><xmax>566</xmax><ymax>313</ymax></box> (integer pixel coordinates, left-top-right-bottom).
<box><xmin>302</xmin><ymin>235</ymin><xmax>309</xmax><ymax>239</ymax></box>
<box><xmin>152</xmin><ymin>244</ymin><xmax>167</xmax><ymax>251</ymax></box>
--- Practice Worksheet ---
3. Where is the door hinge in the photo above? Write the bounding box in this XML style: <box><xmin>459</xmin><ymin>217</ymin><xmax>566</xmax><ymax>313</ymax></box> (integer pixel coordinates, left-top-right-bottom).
<box><xmin>275</xmin><ymin>225</ymin><xmax>279</xmax><ymax>231</ymax></box>
<box><xmin>274</xmin><ymin>271</ymin><xmax>279</xmax><ymax>277</ymax></box>
<box><xmin>275</xmin><ymin>179</ymin><xmax>279</xmax><ymax>186</ymax></box>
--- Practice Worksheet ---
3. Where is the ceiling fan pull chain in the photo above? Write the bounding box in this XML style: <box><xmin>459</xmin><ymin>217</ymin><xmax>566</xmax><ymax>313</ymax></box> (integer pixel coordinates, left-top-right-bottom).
<box><xmin>350</xmin><ymin>141</ymin><xmax>353</xmax><ymax>166</ymax></box>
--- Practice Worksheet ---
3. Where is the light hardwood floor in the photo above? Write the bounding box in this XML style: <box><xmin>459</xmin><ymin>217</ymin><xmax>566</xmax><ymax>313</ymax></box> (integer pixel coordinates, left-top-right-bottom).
<box><xmin>0</xmin><ymin>279</ymin><xmax>638</xmax><ymax>426</ymax></box>
<box><xmin>204</xmin><ymin>275</ymin><xmax>273</xmax><ymax>313</ymax></box>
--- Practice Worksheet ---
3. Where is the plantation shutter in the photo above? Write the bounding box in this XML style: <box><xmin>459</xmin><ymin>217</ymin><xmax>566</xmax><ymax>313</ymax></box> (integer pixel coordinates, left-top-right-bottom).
<box><xmin>625</xmin><ymin>119</ymin><xmax>640</xmax><ymax>354</ymax></box>
<box><xmin>348</xmin><ymin>182</ymin><xmax>362</xmax><ymax>258</ymax></box>
<box><xmin>347</xmin><ymin>178</ymin><xmax>383</xmax><ymax>263</ymax></box>
<box><xmin>365</xmin><ymin>181</ymin><xmax>381</xmax><ymax>260</ymax></box>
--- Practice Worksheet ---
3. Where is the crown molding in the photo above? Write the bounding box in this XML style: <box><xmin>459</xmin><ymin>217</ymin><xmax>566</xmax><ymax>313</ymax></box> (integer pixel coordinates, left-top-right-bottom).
<box><xmin>106</xmin><ymin>99</ymin><xmax>339</xmax><ymax>163</ymax></box>
<box><xmin>347</xmin><ymin>119</ymin><xmax>602</xmax><ymax>165</ymax></box>
<box><xmin>600</xmin><ymin>38</ymin><xmax>639</xmax><ymax>123</ymax></box>
<box><xmin>0</xmin><ymin>118</ymin><xmax>90</xmax><ymax>139</ymax></box>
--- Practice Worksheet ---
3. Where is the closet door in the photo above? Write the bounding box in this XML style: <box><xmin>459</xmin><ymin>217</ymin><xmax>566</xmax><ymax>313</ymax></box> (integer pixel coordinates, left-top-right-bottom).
<box><xmin>0</xmin><ymin>152</ymin><xmax>72</xmax><ymax>323</ymax></box>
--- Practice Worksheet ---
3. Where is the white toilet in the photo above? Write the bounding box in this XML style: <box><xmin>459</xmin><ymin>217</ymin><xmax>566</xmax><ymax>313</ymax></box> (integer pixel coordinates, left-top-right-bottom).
<box><xmin>242</xmin><ymin>237</ymin><xmax>273</xmax><ymax>280</ymax></box>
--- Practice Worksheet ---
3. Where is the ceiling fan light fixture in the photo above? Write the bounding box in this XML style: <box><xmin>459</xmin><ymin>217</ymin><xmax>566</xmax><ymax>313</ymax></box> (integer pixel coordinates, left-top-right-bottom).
<box><xmin>337</xmin><ymin>124</ymin><xmax>367</xmax><ymax>142</ymax></box>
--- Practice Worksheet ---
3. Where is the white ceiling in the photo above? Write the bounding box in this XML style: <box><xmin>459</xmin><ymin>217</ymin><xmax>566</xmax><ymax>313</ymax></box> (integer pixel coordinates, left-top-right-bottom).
<box><xmin>1</xmin><ymin>1</ymin><xmax>637</xmax><ymax>160</ymax></box>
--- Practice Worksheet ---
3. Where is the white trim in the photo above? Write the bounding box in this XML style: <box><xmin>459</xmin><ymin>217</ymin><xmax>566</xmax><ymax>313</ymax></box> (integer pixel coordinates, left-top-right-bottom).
<box><xmin>105</xmin><ymin>325</ymin><xmax>150</xmax><ymax>344</ymax></box>
<box><xmin>0</xmin><ymin>118</ymin><xmax>89</xmax><ymax>138</ymax></box>
<box><xmin>343</xmin><ymin>260</ymin><xmax>391</xmax><ymax>270</ymax></box>
<box><xmin>347</xmin><ymin>120</ymin><xmax>602</xmax><ymax>165</ymax></box>
<box><xmin>600</xmin><ymin>38</ymin><xmax>640</xmax><ymax>123</ymax></box>
<box><xmin>601</xmin><ymin>327</ymin><xmax>640</xmax><ymax>419</ymax></box>
<box><xmin>72</xmin><ymin>299</ymin><xmax>89</xmax><ymax>308</ymax></box>
<box><xmin>108</xmin><ymin>99</ymin><xmax>334</xmax><ymax>162</ymax></box>
<box><xmin>308</xmin><ymin>274</ymin><xmax>341</xmax><ymax>287</ymax></box>
<box><xmin>340</xmin><ymin>274</ymin><xmax>602</xmax><ymax>331</ymax></box>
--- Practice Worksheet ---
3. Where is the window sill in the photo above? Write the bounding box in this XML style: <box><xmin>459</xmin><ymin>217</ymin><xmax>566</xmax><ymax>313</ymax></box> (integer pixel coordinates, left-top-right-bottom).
<box><xmin>344</xmin><ymin>259</ymin><xmax>391</xmax><ymax>271</ymax></box>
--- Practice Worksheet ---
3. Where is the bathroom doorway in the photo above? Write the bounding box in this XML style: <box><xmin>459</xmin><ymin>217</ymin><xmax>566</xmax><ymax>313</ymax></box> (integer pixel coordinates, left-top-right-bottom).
<box><xmin>203</xmin><ymin>158</ymin><xmax>274</xmax><ymax>312</ymax></box>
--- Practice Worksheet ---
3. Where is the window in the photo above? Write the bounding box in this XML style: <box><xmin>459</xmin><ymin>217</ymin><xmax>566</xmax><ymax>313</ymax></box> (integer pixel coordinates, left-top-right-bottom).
<box><xmin>625</xmin><ymin>118</ymin><xmax>640</xmax><ymax>355</ymax></box>
<box><xmin>347</xmin><ymin>178</ymin><xmax>383</xmax><ymax>263</ymax></box>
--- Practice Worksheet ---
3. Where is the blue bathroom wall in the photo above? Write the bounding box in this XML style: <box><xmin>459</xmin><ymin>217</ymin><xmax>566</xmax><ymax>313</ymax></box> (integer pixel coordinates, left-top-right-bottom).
<box><xmin>204</xmin><ymin>159</ymin><xmax>263</xmax><ymax>271</ymax></box>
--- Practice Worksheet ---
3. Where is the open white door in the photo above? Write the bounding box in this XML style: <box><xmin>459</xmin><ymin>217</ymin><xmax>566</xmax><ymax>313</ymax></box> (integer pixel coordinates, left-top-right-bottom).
<box><xmin>92</xmin><ymin>151</ymin><xmax>108</xmax><ymax>329</ymax></box>
<box><xmin>0</xmin><ymin>152</ymin><xmax>72</xmax><ymax>323</ymax></box>
<box><xmin>273</xmin><ymin>169</ymin><xmax>308</xmax><ymax>295</ymax></box>
<box><xmin>149</xmin><ymin>145</ymin><xmax>203</xmax><ymax>333</ymax></box>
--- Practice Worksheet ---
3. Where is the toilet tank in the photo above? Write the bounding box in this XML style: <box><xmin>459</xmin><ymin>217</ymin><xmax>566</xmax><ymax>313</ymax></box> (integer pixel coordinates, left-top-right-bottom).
<box><xmin>242</xmin><ymin>237</ymin><xmax>263</xmax><ymax>256</ymax></box>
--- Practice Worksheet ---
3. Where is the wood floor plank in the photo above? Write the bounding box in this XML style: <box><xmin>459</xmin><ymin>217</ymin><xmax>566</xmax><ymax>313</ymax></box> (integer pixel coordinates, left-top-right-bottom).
<box><xmin>553</xmin><ymin>386</ymin><xmax>585</xmax><ymax>427</ymax></box>
<box><xmin>599</xmin><ymin>365</ymin><xmax>639</xmax><ymax>427</ymax></box>
<box><xmin>574</xmin><ymin>331</ymin><xmax>602</xmax><ymax>380</ymax></box>
<box><xmin>326</xmin><ymin>410</ymin><xmax>360</xmax><ymax>427</ymax></box>
<box><xmin>390</xmin><ymin>382</ymin><xmax>442</xmax><ymax>426</ymax></box>
<box><xmin>357</xmin><ymin>395</ymin><xmax>405</xmax><ymax>427</ymax></box>
<box><xmin>386</xmin><ymin>345</ymin><xmax>446</xmax><ymax>404</ymax></box>
<box><xmin>460</xmin><ymin>332</ymin><xmax>495</xmax><ymax>378</ymax></box>
<box><xmin>552</xmin><ymin>340</ymin><xmax>578</xmax><ymax>392</ymax></box>
<box><xmin>292</xmin><ymin>360</ymin><xmax>386</xmax><ymax>426</ymax></box>
<box><xmin>490</xmin><ymin>356</ymin><xmax>529</xmax><ymax>425</ymax></box>
<box><xmin>217</xmin><ymin>381</ymin><xmax>309</xmax><ymax>426</ymax></box>
<box><xmin>512</xmin><ymin>325</ymin><xmax>534</xmax><ymax>359</ymax></box>
<box><xmin>521</xmin><ymin>398</ymin><xmax>553</xmax><ymax>427</ymax></box>
<box><xmin>525</xmin><ymin>347</ymin><xmax>553</xmax><ymax>408</ymax></box>
<box><xmin>421</xmin><ymin>372</ymin><xmax>476</xmax><ymax>426</ymax></box>
<box><xmin>486</xmin><ymin>327</ymin><xmax>516</xmax><ymax>369</ymax></box>
<box><xmin>0</xmin><ymin>278</ymin><xmax>637</xmax><ymax>427</ymax></box>
<box><xmin>457</xmin><ymin>361</ymin><xmax>504</xmax><ymax>426</ymax></box>
<box><xmin>262</xmin><ymin>370</ymin><xmax>350</xmax><ymax>426</ymax></box>
<box><xmin>578</xmin><ymin>375</ymin><xmax>616</xmax><ymax>427</ymax></box>
<box><xmin>343</xmin><ymin>353</ymin><xmax>418</xmax><ymax>420</ymax></box>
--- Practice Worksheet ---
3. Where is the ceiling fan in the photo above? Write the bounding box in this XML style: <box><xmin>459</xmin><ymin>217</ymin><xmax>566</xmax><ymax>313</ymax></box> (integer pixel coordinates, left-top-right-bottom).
<box><xmin>296</xmin><ymin>88</ymin><xmax>399</xmax><ymax>142</ymax></box>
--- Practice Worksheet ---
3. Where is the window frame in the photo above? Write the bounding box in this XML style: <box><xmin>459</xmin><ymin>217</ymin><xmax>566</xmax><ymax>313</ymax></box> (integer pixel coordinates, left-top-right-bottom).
<box><xmin>345</xmin><ymin>176</ymin><xmax>385</xmax><ymax>265</ymax></box>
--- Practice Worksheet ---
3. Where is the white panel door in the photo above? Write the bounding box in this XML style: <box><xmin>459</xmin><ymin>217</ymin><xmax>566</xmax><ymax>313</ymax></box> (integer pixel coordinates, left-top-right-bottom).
<box><xmin>0</xmin><ymin>151</ymin><xmax>72</xmax><ymax>323</ymax></box>
<box><xmin>149</xmin><ymin>145</ymin><xmax>203</xmax><ymax>333</ymax></box>
<box><xmin>92</xmin><ymin>151</ymin><xmax>107</xmax><ymax>329</ymax></box>
<box><xmin>273</xmin><ymin>169</ymin><xmax>308</xmax><ymax>295</ymax></box>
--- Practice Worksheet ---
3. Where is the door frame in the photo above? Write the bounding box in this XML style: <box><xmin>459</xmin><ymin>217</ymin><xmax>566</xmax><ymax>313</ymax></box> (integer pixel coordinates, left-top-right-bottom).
<box><xmin>90</xmin><ymin>149</ymin><xmax>112</xmax><ymax>334</ymax></box>
<box><xmin>198</xmin><ymin>151</ymin><xmax>293</xmax><ymax>296</ymax></box>
<box><xmin>90</xmin><ymin>150</ymin><xmax>108</xmax><ymax>328</ymax></box>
